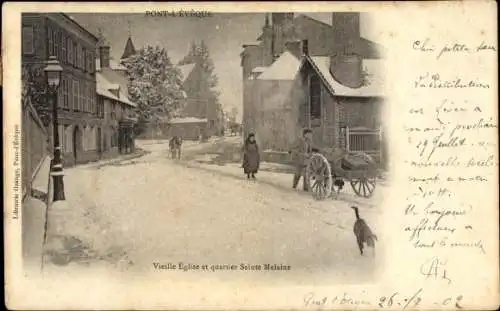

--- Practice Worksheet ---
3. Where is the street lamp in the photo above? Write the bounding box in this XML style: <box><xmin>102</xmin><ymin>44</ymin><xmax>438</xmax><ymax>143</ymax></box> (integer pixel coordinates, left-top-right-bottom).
<box><xmin>44</xmin><ymin>56</ymin><xmax>65</xmax><ymax>201</ymax></box>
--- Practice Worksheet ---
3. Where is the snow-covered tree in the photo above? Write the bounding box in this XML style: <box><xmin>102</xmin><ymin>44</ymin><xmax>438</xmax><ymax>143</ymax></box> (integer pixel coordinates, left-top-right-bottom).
<box><xmin>122</xmin><ymin>45</ymin><xmax>185</xmax><ymax>132</ymax></box>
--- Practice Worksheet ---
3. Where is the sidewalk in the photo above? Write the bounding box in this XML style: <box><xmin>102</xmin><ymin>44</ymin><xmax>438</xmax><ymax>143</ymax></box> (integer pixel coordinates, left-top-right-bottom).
<box><xmin>41</xmin><ymin>149</ymin><xmax>149</xmax><ymax>272</ymax></box>
<box><xmin>76</xmin><ymin>148</ymin><xmax>149</xmax><ymax>170</ymax></box>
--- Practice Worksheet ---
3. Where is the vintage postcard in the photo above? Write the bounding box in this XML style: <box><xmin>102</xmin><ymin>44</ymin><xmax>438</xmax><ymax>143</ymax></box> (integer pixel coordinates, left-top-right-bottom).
<box><xmin>3</xmin><ymin>1</ymin><xmax>499</xmax><ymax>310</ymax></box>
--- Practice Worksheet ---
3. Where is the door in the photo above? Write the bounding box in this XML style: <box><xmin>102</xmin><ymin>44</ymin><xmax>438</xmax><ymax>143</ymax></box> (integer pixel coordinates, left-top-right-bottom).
<box><xmin>96</xmin><ymin>127</ymin><xmax>102</xmax><ymax>156</ymax></box>
<box><xmin>72</xmin><ymin>126</ymin><xmax>81</xmax><ymax>161</ymax></box>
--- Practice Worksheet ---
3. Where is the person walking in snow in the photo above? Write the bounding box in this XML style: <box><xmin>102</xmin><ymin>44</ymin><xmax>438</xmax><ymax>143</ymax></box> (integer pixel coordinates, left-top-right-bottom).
<box><xmin>242</xmin><ymin>132</ymin><xmax>260</xmax><ymax>179</ymax></box>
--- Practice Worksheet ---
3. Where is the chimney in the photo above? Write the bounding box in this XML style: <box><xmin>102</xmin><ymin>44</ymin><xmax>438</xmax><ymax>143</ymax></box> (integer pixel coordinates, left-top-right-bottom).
<box><xmin>285</xmin><ymin>40</ymin><xmax>302</xmax><ymax>58</ymax></box>
<box><xmin>99</xmin><ymin>45</ymin><xmax>110</xmax><ymax>69</ymax></box>
<box><xmin>302</xmin><ymin>39</ymin><xmax>309</xmax><ymax>56</ymax></box>
<box><xmin>271</xmin><ymin>13</ymin><xmax>294</xmax><ymax>58</ymax></box>
<box><xmin>330</xmin><ymin>53</ymin><xmax>363</xmax><ymax>88</ymax></box>
<box><xmin>331</xmin><ymin>12</ymin><xmax>361</xmax><ymax>54</ymax></box>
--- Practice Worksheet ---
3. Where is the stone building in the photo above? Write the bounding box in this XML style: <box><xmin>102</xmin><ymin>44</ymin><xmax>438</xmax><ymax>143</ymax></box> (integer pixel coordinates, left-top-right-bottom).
<box><xmin>22</xmin><ymin>13</ymin><xmax>100</xmax><ymax>166</ymax></box>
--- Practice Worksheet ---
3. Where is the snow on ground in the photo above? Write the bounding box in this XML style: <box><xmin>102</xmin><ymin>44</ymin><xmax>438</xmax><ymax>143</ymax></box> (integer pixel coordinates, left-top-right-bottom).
<box><xmin>43</xmin><ymin>138</ymin><xmax>385</xmax><ymax>286</ymax></box>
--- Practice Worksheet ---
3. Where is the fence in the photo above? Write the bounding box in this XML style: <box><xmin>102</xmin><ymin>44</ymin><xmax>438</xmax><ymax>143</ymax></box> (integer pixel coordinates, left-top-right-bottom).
<box><xmin>22</xmin><ymin>96</ymin><xmax>51</xmax><ymax>199</ymax></box>
<box><xmin>346</xmin><ymin>126</ymin><xmax>383</xmax><ymax>163</ymax></box>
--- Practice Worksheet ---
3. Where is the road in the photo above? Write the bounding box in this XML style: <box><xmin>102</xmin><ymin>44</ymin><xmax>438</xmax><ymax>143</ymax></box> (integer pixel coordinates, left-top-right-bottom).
<box><xmin>42</xmin><ymin>137</ymin><xmax>384</xmax><ymax>285</ymax></box>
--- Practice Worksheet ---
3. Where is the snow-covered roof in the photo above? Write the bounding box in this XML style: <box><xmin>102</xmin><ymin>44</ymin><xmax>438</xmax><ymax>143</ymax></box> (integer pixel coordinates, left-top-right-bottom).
<box><xmin>96</xmin><ymin>72</ymin><xmax>136</xmax><ymax>107</ymax></box>
<box><xmin>169</xmin><ymin>117</ymin><xmax>208</xmax><ymax>124</ymax></box>
<box><xmin>257</xmin><ymin>51</ymin><xmax>301</xmax><ymax>80</ymax></box>
<box><xmin>177</xmin><ymin>63</ymin><xmax>195</xmax><ymax>83</ymax></box>
<box><xmin>96</xmin><ymin>58</ymin><xmax>127</xmax><ymax>71</ymax></box>
<box><xmin>306</xmin><ymin>56</ymin><xmax>384</xmax><ymax>97</ymax></box>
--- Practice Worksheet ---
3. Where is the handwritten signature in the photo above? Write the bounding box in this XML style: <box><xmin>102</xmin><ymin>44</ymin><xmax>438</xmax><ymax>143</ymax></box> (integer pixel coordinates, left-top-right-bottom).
<box><xmin>420</xmin><ymin>256</ymin><xmax>452</xmax><ymax>284</ymax></box>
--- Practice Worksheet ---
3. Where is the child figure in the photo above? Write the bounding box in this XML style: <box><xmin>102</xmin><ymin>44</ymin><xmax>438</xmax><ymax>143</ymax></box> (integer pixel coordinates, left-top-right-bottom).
<box><xmin>242</xmin><ymin>132</ymin><xmax>260</xmax><ymax>179</ymax></box>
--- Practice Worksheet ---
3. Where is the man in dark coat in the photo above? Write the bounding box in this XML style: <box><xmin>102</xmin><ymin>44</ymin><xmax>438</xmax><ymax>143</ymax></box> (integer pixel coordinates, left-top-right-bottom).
<box><xmin>242</xmin><ymin>132</ymin><xmax>260</xmax><ymax>179</ymax></box>
<box><xmin>289</xmin><ymin>128</ymin><xmax>321</xmax><ymax>191</ymax></box>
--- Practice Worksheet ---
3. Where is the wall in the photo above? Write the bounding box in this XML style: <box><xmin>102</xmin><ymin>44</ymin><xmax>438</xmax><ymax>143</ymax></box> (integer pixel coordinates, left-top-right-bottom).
<box><xmin>253</xmin><ymin>77</ymin><xmax>303</xmax><ymax>151</ymax></box>
<box><xmin>337</xmin><ymin>97</ymin><xmax>382</xmax><ymax>129</ymax></box>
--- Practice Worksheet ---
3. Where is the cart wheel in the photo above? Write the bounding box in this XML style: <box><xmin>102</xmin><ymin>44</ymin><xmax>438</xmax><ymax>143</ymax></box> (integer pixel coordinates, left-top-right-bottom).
<box><xmin>350</xmin><ymin>176</ymin><xmax>376</xmax><ymax>198</ymax></box>
<box><xmin>305</xmin><ymin>153</ymin><xmax>333</xmax><ymax>200</ymax></box>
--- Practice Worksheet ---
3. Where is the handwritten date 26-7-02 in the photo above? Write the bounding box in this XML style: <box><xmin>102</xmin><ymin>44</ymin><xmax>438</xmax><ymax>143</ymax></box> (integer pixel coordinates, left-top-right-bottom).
<box><xmin>303</xmin><ymin>288</ymin><xmax>464</xmax><ymax>309</ymax></box>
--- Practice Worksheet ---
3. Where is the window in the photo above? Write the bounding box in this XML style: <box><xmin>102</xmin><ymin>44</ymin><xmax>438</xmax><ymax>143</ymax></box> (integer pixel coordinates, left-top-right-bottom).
<box><xmin>79</xmin><ymin>82</ymin><xmax>84</xmax><ymax>111</ymax></box>
<box><xmin>61</xmin><ymin>34</ymin><xmax>66</xmax><ymax>63</ymax></box>
<box><xmin>75</xmin><ymin>44</ymin><xmax>80</xmax><ymax>68</ymax></box>
<box><xmin>67</xmin><ymin>77</ymin><xmax>72</xmax><ymax>109</ymax></box>
<box><xmin>97</xmin><ymin>96</ymin><xmax>104</xmax><ymax>118</ymax></box>
<box><xmin>67</xmin><ymin>38</ymin><xmax>73</xmax><ymax>65</ymax></box>
<box><xmin>59</xmin><ymin>125</ymin><xmax>65</xmax><ymax>153</ymax></box>
<box><xmin>90</xmin><ymin>52</ymin><xmax>95</xmax><ymax>73</ymax></box>
<box><xmin>63</xmin><ymin>77</ymin><xmax>69</xmax><ymax>108</ymax></box>
<box><xmin>79</xmin><ymin>45</ymin><xmax>83</xmax><ymax>69</ymax></box>
<box><xmin>82</xmin><ymin>48</ymin><xmax>87</xmax><ymax>72</ymax></box>
<box><xmin>54</xmin><ymin>29</ymin><xmax>59</xmax><ymax>59</ymax></box>
<box><xmin>73</xmin><ymin>42</ymin><xmax>78</xmax><ymax>67</ymax></box>
<box><xmin>86</xmin><ymin>82</ymin><xmax>90</xmax><ymax>112</ymax></box>
<box><xmin>58</xmin><ymin>77</ymin><xmax>64</xmax><ymax>107</ymax></box>
<box><xmin>91</xmin><ymin>86</ymin><xmax>95</xmax><ymax>114</ymax></box>
<box><xmin>73</xmin><ymin>80</ymin><xmax>79</xmax><ymax>110</ymax></box>
<box><xmin>48</xmin><ymin>27</ymin><xmax>53</xmax><ymax>56</ymax></box>
<box><xmin>22</xmin><ymin>25</ymin><xmax>34</xmax><ymax>54</ymax></box>
<box><xmin>309</xmin><ymin>74</ymin><xmax>321</xmax><ymax>119</ymax></box>
<box><xmin>87</xmin><ymin>51</ymin><xmax>92</xmax><ymax>73</ymax></box>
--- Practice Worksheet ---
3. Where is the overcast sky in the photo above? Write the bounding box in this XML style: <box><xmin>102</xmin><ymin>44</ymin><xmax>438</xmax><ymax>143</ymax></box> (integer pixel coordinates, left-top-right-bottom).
<box><xmin>71</xmin><ymin>13</ymin><xmax>375</xmax><ymax>121</ymax></box>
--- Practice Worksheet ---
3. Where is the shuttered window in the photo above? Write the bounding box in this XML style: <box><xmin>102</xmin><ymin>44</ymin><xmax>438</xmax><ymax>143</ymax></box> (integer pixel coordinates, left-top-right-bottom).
<box><xmin>61</xmin><ymin>34</ymin><xmax>66</xmax><ymax>63</ymax></box>
<box><xmin>22</xmin><ymin>25</ymin><xmax>34</xmax><ymax>54</ymax></box>
<box><xmin>48</xmin><ymin>27</ymin><xmax>53</xmax><ymax>56</ymax></box>
<box><xmin>54</xmin><ymin>30</ymin><xmax>59</xmax><ymax>58</ymax></box>
<box><xmin>73</xmin><ymin>80</ymin><xmax>79</xmax><ymax>110</ymax></box>
<box><xmin>67</xmin><ymin>38</ymin><xmax>73</xmax><ymax>65</ymax></box>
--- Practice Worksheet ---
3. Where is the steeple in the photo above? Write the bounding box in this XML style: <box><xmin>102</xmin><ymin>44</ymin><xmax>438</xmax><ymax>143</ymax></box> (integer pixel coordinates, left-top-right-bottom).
<box><xmin>121</xmin><ymin>20</ymin><xmax>137</xmax><ymax>60</ymax></box>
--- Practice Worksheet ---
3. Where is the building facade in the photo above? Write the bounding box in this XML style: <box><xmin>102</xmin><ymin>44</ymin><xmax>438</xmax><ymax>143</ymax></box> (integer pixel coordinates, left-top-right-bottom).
<box><xmin>164</xmin><ymin>117</ymin><xmax>209</xmax><ymax>141</ymax></box>
<box><xmin>96</xmin><ymin>33</ymin><xmax>138</xmax><ymax>156</ymax></box>
<box><xmin>241</xmin><ymin>13</ymin><xmax>385</xmax><ymax>162</ymax></box>
<box><xmin>22</xmin><ymin>13</ymin><xmax>101</xmax><ymax>166</ymax></box>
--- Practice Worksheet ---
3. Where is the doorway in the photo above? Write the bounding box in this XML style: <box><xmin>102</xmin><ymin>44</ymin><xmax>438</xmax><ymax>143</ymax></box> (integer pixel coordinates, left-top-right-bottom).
<box><xmin>72</xmin><ymin>126</ymin><xmax>82</xmax><ymax>162</ymax></box>
<box><xmin>97</xmin><ymin>127</ymin><xmax>102</xmax><ymax>156</ymax></box>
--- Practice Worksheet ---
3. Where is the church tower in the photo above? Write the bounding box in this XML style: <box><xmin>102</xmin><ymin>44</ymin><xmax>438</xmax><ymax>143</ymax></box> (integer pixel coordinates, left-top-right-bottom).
<box><xmin>120</xmin><ymin>21</ymin><xmax>137</xmax><ymax>62</ymax></box>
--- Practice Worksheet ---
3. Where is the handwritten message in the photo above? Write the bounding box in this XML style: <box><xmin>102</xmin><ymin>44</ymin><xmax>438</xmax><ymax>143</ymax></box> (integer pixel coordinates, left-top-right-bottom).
<box><xmin>404</xmin><ymin>37</ymin><xmax>497</xmax><ymax>286</ymax></box>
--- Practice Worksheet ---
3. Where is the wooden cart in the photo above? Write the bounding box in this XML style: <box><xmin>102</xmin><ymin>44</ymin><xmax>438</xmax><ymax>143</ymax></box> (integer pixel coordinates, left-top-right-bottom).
<box><xmin>304</xmin><ymin>148</ymin><xmax>378</xmax><ymax>200</ymax></box>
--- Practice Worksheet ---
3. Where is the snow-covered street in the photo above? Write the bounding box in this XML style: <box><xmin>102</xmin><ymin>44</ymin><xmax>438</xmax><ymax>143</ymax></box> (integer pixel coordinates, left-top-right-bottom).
<box><xmin>43</xmin><ymin>137</ymin><xmax>385</xmax><ymax>285</ymax></box>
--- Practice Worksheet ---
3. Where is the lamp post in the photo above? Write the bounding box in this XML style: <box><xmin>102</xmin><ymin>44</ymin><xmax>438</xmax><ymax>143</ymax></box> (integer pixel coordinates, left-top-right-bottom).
<box><xmin>44</xmin><ymin>56</ymin><xmax>65</xmax><ymax>201</ymax></box>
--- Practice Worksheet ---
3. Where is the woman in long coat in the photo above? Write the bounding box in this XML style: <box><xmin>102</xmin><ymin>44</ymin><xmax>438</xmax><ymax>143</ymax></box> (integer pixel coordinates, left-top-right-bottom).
<box><xmin>242</xmin><ymin>133</ymin><xmax>260</xmax><ymax>179</ymax></box>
